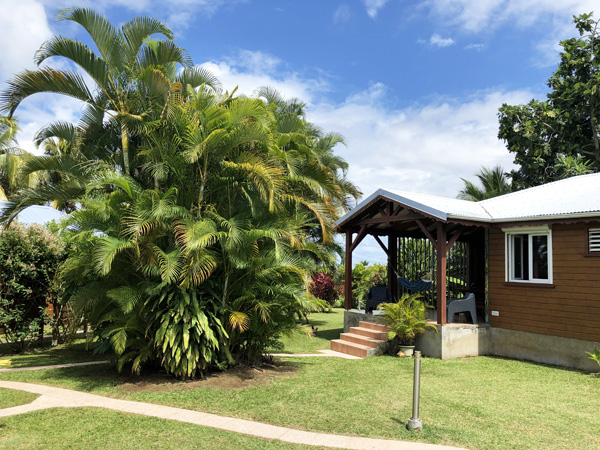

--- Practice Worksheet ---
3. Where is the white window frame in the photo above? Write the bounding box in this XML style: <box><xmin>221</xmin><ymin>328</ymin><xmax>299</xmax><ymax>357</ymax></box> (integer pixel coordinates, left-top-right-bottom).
<box><xmin>503</xmin><ymin>225</ymin><xmax>553</xmax><ymax>284</ymax></box>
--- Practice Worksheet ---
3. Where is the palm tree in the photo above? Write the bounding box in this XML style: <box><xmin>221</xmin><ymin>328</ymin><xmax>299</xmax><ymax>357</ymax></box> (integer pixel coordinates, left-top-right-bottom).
<box><xmin>0</xmin><ymin>117</ymin><xmax>39</xmax><ymax>201</ymax></box>
<box><xmin>458</xmin><ymin>165</ymin><xmax>513</xmax><ymax>201</ymax></box>
<box><xmin>0</xmin><ymin>7</ymin><xmax>217</xmax><ymax>175</ymax></box>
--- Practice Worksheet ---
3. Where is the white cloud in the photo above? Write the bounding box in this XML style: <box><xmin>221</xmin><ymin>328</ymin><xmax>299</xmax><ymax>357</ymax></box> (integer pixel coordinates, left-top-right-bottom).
<box><xmin>333</xmin><ymin>5</ymin><xmax>352</xmax><ymax>24</ymax></box>
<box><xmin>430</xmin><ymin>33</ymin><xmax>455</xmax><ymax>47</ymax></box>
<box><xmin>363</xmin><ymin>0</ymin><xmax>389</xmax><ymax>19</ymax></box>
<box><xmin>464</xmin><ymin>43</ymin><xmax>485</xmax><ymax>51</ymax></box>
<box><xmin>0</xmin><ymin>0</ymin><xmax>53</xmax><ymax>83</ymax></box>
<box><xmin>310</xmin><ymin>87</ymin><xmax>532</xmax><ymax>200</ymax></box>
<box><xmin>200</xmin><ymin>50</ymin><xmax>330</xmax><ymax>102</ymax></box>
<box><xmin>424</xmin><ymin>0</ymin><xmax>597</xmax><ymax>33</ymax></box>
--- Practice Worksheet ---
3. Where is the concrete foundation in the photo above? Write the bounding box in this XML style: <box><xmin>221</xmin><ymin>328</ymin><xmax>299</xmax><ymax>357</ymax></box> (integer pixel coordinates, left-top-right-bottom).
<box><xmin>415</xmin><ymin>323</ymin><xmax>491</xmax><ymax>359</ymax></box>
<box><xmin>489</xmin><ymin>328</ymin><xmax>600</xmax><ymax>372</ymax></box>
<box><xmin>344</xmin><ymin>310</ymin><xmax>600</xmax><ymax>371</ymax></box>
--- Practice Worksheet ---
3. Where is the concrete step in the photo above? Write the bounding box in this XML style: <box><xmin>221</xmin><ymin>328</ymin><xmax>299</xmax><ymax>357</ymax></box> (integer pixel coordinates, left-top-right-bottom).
<box><xmin>331</xmin><ymin>339</ymin><xmax>378</xmax><ymax>358</ymax></box>
<box><xmin>358</xmin><ymin>321</ymin><xmax>390</xmax><ymax>333</ymax></box>
<box><xmin>339</xmin><ymin>332</ymin><xmax>384</xmax><ymax>348</ymax></box>
<box><xmin>349</xmin><ymin>326</ymin><xmax>388</xmax><ymax>341</ymax></box>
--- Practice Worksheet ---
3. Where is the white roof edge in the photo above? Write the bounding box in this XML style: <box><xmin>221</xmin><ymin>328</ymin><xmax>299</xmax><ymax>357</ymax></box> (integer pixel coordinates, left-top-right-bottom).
<box><xmin>446</xmin><ymin>212</ymin><xmax>600</xmax><ymax>223</ymax></box>
<box><xmin>336</xmin><ymin>188</ymin><xmax>448</xmax><ymax>227</ymax></box>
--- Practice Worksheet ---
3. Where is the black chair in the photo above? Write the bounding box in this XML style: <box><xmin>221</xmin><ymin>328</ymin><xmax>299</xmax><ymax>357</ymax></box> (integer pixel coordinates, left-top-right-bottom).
<box><xmin>365</xmin><ymin>286</ymin><xmax>394</xmax><ymax>314</ymax></box>
<box><xmin>447</xmin><ymin>292</ymin><xmax>477</xmax><ymax>324</ymax></box>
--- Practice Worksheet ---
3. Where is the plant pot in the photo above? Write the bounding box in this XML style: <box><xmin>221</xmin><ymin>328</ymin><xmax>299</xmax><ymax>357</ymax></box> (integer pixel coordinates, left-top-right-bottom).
<box><xmin>399</xmin><ymin>345</ymin><xmax>415</xmax><ymax>357</ymax></box>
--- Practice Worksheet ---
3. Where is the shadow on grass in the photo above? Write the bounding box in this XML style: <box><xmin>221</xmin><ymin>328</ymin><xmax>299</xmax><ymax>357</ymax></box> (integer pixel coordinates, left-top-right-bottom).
<box><xmin>314</xmin><ymin>327</ymin><xmax>343</xmax><ymax>341</ymax></box>
<box><xmin>0</xmin><ymin>358</ymin><xmax>307</xmax><ymax>394</ymax></box>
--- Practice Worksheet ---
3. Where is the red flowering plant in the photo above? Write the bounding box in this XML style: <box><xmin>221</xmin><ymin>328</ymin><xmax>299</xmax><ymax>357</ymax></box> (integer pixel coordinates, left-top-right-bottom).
<box><xmin>308</xmin><ymin>272</ymin><xmax>340</xmax><ymax>306</ymax></box>
<box><xmin>372</xmin><ymin>271</ymin><xmax>387</xmax><ymax>287</ymax></box>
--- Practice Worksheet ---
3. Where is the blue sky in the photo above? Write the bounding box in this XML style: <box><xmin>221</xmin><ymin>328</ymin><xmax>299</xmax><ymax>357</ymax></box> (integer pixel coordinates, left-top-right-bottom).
<box><xmin>1</xmin><ymin>0</ymin><xmax>596</xmax><ymax>263</ymax></box>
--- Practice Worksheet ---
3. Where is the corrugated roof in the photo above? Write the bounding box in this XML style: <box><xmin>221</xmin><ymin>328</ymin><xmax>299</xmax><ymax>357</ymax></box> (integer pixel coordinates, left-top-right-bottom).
<box><xmin>0</xmin><ymin>202</ymin><xmax>66</xmax><ymax>225</ymax></box>
<box><xmin>338</xmin><ymin>173</ymin><xmax>600</xmax><ymax>226</ymax></box>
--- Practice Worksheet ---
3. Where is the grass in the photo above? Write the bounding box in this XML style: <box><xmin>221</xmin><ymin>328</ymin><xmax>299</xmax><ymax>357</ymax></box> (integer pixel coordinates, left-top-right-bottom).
<box><xmin>269</xmin><ymin>308</ymin><xmax>344</xmax><ymax>354</ymax></box>
<box><xmin>2</xmin><ymin>310</ymin><xmax>599</xmax><ymax>449</ymax></box>
<box><xmin>0</xmin><ymin>387</ymin><xmax>38</xmax><ymax>409</ymax></box>
<box><xmin>0</xmin><ymin>408</ymin><xmax>329</xmax><ymax>450</ymax></box>
<box><xmin>1</xmin><ymin>356</ymin><xmax>599</xmax><ymax>449</ymax></box>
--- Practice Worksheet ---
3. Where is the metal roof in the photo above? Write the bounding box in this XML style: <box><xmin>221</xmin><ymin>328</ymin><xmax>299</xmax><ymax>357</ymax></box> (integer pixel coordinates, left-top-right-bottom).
<box><xmin>337</xmin><ymin>172</ymin><xmax>600</xmax><ymax>226</ymax></box>
<box><xmin>0</xmin><ymin>202</ymin><xmax>66</xmax><ymax>225</ymax></box>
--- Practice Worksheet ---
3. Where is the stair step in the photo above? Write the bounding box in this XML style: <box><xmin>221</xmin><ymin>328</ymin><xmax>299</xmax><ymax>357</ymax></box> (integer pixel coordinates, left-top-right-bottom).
<box><xmin>340</xmin><ymin>333</ymin><xmax>384</xmax><ymax>348</ymax></box>
<box><xmin>331</xmin><ymin>339</ymin><xmax>376</xmax><ymax>358</ymax></box>
<box><xmin>358</xmin><ymin>321</ymin><xmax>390</xmax><ymax>333</ymax></box>
<box><xmin>349</xmin><ymin>326</ymin><xmax>388</xmax><ymax>341</ymax></box>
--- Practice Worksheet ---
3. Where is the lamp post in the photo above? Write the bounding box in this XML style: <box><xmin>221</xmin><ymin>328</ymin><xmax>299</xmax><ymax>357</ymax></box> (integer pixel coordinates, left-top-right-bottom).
<box><xmin>407</xmin><ymin>350</ymin><xmax>423</xmax><ymax>431</ymax></box>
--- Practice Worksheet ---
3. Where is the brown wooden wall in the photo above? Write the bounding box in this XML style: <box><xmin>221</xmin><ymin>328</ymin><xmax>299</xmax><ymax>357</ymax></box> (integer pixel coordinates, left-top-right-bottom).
<box><xmin>488</xmin><ymin>223</ymin><xmax>600</xmax><ymax>342</ymax></box>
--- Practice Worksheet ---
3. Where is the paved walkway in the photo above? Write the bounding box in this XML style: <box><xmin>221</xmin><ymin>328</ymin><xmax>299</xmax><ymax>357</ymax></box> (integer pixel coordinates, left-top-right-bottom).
<box><xmin>269</xmin><ymin>349</ymin><xmax>361</xmax><ymax>359</ymax></box>
<box><xmin>0</xmin><ymin>380</ymin><xmax>464</xmax><ymax>450</ymax></box>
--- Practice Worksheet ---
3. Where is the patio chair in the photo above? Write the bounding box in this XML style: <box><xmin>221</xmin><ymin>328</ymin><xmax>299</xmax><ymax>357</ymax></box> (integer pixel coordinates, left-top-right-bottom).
<box><xmin>365</xmin><ymin>286</ymin><xmax>394</xmax><ymax>314</ymax></box>
<box><xmin>446</xmin><ymin>292</ymin><xmax>477</xmax><ymax>324</ymax></box>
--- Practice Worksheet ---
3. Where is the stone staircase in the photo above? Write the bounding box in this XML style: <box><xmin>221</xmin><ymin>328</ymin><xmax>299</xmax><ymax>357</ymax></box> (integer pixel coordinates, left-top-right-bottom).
<box><xmin>330</xmin><ymin>321</ymin><xmax>391</xmax><ymax>358</ymax></box>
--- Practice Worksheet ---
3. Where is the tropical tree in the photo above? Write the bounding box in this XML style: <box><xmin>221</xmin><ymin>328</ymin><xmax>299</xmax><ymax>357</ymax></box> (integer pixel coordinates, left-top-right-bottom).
<box><xmin>0</xmin><ymin>117</ymin><xmax>39</xmax><ymax>201</ymax></box>
<box><xmin>498</xmin><ymin>12</ymin><xmax>600</xmax><ymax>188</ymax></box>
<box><xmin>0</xmin><ymin>9</ymin><xmax>359</xmax><ymax>378</ymax></box>
<box><xmin>457</xmin><ymin>165</ymin><xmax>512</xmax><ymax>201</ymax></box>
<box><xmin>0</xmin><ymin>7</ymin><xmax>216</xmax><ymax>176</ymax></box>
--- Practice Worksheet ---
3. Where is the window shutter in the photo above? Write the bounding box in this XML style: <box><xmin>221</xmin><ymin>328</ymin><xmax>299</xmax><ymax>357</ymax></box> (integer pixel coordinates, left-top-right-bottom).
<box><xmin>589</xmin><ymin>228</ymin><xmax>600</xmax><ymax>252</ymax></box>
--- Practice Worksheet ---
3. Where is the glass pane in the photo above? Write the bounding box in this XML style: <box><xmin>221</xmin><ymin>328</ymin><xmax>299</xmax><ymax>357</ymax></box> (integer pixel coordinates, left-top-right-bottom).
<box><xmin>512</xmin><ymin>235</ymin><xmax>523</xmax><ymax>279</ymax></box>
<box><xmin>511</xmin><ymin>235</ymin><xmax>528</xmax><ymax>280</ymax></box>
<box><xmin>532</xmin><ymin>235</ymin><xmax>548</xmax><ymax>279</ymax></box>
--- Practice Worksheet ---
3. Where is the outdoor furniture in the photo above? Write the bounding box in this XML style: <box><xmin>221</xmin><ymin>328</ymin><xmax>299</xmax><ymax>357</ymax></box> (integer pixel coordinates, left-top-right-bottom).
<box><xmin>447</xmin><ymin>292</ymin><xmax>477</xmax><ymax>324</ymax></box>
<box><xmin>365</xmin><ymin>286</ymin><xmax>394</xmax><ymax>314</ymax></box>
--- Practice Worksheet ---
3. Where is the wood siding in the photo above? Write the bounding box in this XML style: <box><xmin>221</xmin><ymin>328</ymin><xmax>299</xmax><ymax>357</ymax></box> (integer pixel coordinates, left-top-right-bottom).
<box><xmin>488</xmin><ymin>223</ymin><xmax>600</xmax><ymax>342</ymax></box>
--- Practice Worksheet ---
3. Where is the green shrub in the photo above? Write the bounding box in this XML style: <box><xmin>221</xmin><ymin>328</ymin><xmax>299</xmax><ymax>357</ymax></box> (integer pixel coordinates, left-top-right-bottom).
<box><xmin>0</xmin><ymin>223</ymin><xmax>65</xmax><ymax>350</ymax></box>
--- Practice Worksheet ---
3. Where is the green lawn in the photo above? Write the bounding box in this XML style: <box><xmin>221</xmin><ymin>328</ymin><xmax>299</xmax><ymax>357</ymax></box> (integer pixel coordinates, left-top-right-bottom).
<box><xmin>0</xmin><ymin>387</ymin><xmax>38</xmax><ymax>409</ymax></box>
<box><xmin>2</xmin><ymin>310</ymin><xmax>599</xmax><ymax>449</ymax></box>
<box><xmin>270</xmin><ymin>308</ymin><xmax>344</xmax><ymax>354</ymax></box>
<box><xmin>1</xmin><ymin>356</ymin><xmax>598</xmax><ymax>449</ymax></box>
<box><xmin>0</xmin><ymin>408</ymin><xmax>329</xmax><ymax>450</ymax></box>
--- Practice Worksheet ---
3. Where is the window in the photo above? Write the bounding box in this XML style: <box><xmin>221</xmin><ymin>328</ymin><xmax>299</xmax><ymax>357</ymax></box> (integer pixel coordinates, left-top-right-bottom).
<box><xmin>504</xmin><ymin>226</ymin><xmax>552</xmax><ymax>284</ymax></box>
<box><xmin>589</xmin><ymin>228</ymin><xmax>600</xmax><ymax>253</ymax></box>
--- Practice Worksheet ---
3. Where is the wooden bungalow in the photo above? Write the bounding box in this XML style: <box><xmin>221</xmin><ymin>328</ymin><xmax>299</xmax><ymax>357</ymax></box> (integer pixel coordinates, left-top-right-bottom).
<box><xmin>335</xmin><ymin>173</ymin><xmax>600</xmax><ymax>370</ymax></box>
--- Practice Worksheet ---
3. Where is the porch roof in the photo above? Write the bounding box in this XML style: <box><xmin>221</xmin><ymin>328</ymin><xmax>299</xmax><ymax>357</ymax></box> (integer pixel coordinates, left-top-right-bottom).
<box><xmin>337</xmin><ymin>172</ymin><xmax>600</xmax><ymax>229</ymax></box>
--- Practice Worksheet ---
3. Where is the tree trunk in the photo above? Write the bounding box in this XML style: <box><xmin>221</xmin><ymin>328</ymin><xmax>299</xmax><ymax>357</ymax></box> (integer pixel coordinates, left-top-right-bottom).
<box><xmin>121</xmin><ymin>123</ymin><xmax>130</xmax><ymax>175</ymax></box>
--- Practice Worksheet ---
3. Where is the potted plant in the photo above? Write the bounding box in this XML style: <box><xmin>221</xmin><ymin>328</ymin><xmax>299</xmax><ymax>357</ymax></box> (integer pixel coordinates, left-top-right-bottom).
<box><xmin>378</xmin><ymin>293</ymin><xmax>437</xmax><ymax>357</ymax></box>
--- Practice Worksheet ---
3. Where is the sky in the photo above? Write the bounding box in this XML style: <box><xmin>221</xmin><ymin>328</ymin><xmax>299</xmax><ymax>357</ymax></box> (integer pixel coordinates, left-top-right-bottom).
<box><xmin>0</xmin><ymin>0</ymin><xmax>597</xmax><ymax>263</ymax></box>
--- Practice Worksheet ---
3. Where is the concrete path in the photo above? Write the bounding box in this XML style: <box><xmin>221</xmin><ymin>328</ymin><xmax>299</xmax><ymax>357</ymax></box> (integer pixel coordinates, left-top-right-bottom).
<box><xmin>0</xmin><ymin>380</ymin><xmax>464</xmax><ymax>450</ymax></box>
<box><xmin>269</xmin><ymin>349</ymin><xmax>362</xmax><ymax>359</ymax></box>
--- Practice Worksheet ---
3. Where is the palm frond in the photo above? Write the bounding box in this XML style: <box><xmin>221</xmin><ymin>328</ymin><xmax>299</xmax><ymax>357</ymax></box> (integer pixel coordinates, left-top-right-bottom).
<box><xmin>1</xmin><ymin>68</ymin><xmax>95</xmax><ymax>116</ymax></box>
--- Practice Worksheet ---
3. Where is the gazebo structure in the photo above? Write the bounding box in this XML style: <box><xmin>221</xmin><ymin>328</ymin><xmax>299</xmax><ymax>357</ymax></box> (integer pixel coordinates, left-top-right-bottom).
<box><xmin>337</xmin><ymin>188</ymin><xmax>488</xmax><ymax>325</ymax></box>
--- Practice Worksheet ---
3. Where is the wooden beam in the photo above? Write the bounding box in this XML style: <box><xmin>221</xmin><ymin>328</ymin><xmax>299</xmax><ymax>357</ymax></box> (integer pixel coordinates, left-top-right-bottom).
<box><xmin>354</xmin><ymin>213</ymin><xmax>428</xmax><ymax>226</ymax></box>
<box><xmin>344</xmin><ymin>231</ymin><xmax>353</xmax><ymax>310</ymax></box>
<box><xmin>415</xmin><ymin>219</ymin><xmax>437</xmax><ymax>245</ymax></box>
<box><xmin>436</xmin><ymin>222</ymin><xmax>447</xmax><ymax>325</ymax></box>
<box><xmin>445</xmin><ymin>226</ymin><xmax>466</xmax><ymax>252</ymax></box>
<box><xmin>388</xmin><ymin>235</ymin><xmax>398</xmax><ymax>297</ymax></box>
<box><xmin>373</xmin><ymin>235</ymin><xmax>389</xmax><ymax>255</ymax></box>
<box><xmin>350</xmin><ymin>225</ymin><xmax>368</xmax><ymax>252</ymax></box>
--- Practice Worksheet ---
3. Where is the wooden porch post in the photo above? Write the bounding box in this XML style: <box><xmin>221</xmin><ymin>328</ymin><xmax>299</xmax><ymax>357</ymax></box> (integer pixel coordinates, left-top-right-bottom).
<box><xmin>387</xmin><ymin>234</ymin><xmax>398</xmax><ymax>298</ymax></box>
<box><xmin>344</xmin><ymin>231</ymin><xmax>353</xmax><ymax>310</ymax></box>
<box><xmin>436</xmin><ymin>222</ymin><xmax>447</xmax><ymax>325</ymax></box>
